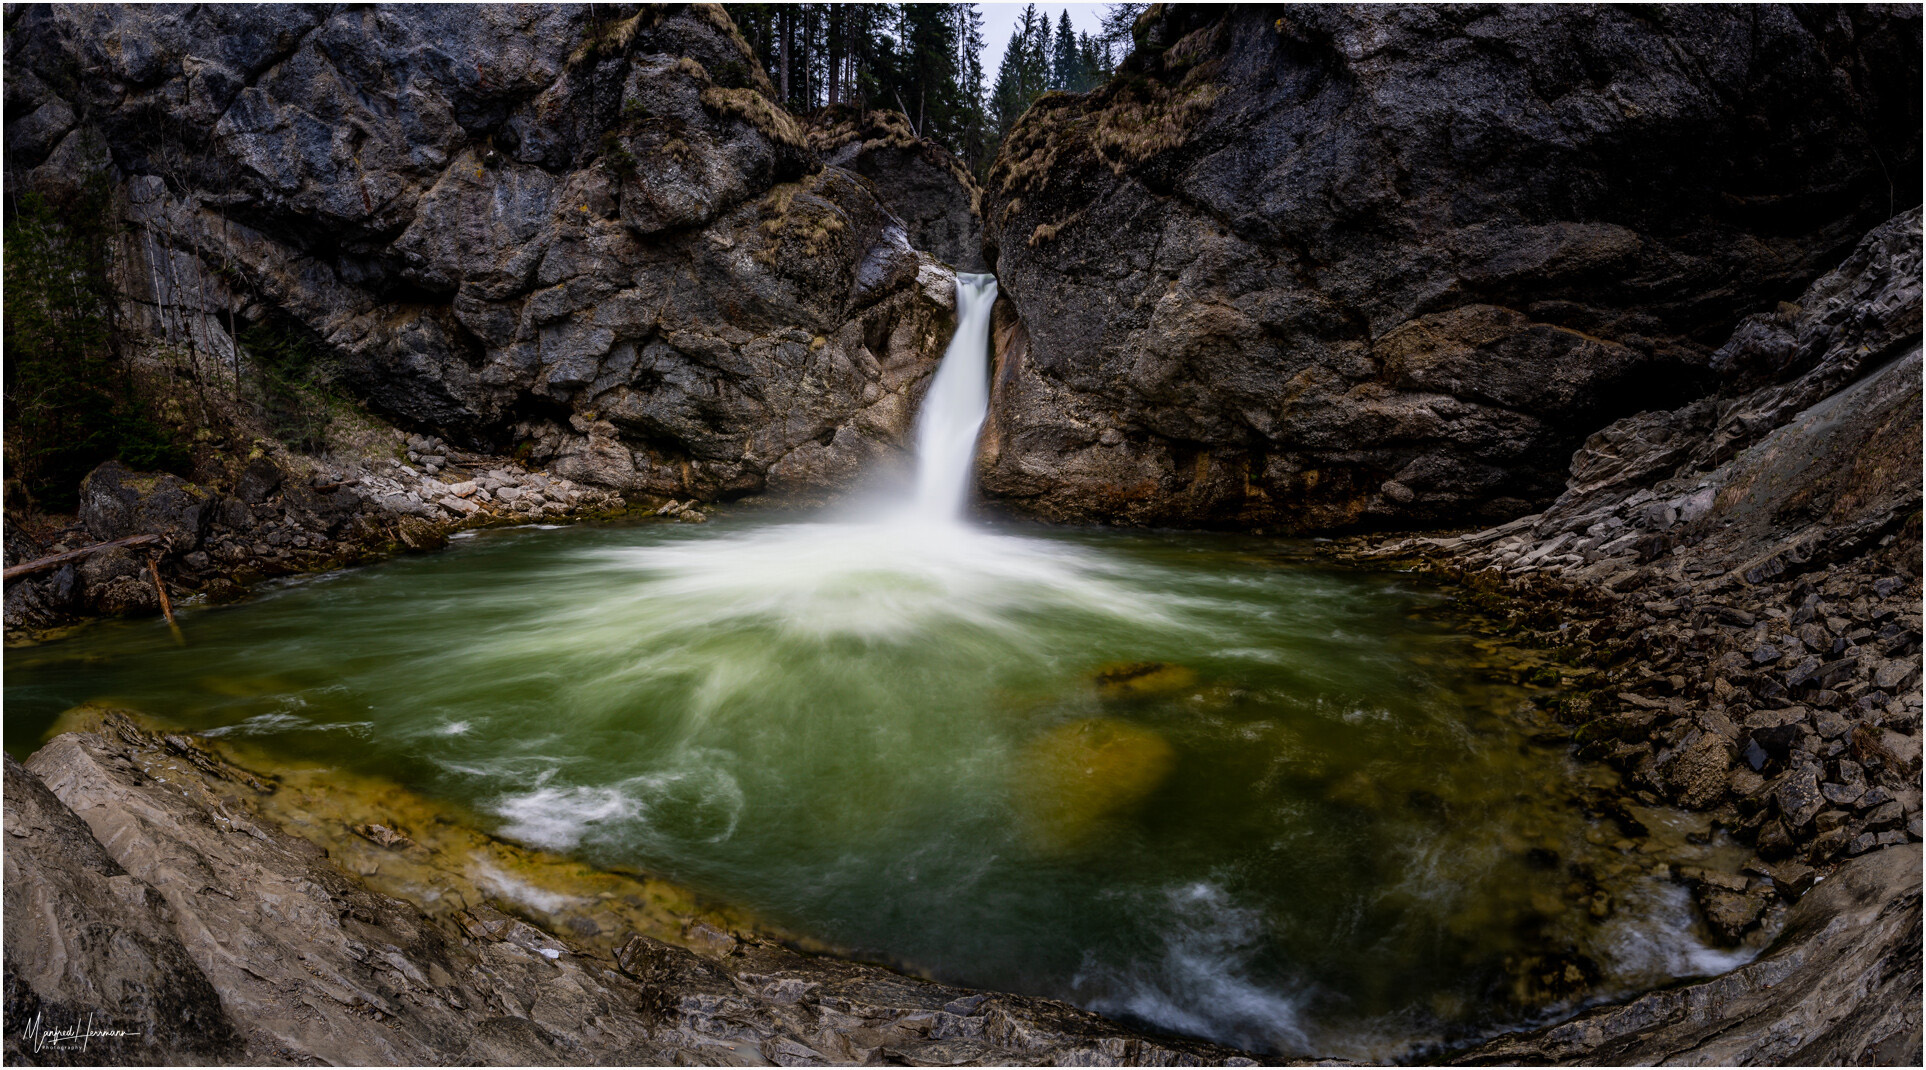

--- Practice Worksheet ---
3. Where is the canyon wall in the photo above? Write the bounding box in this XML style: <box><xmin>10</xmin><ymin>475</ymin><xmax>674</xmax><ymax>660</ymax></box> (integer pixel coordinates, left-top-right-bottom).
<box><xmin>980</xmin><ymin>4</ymin><xmax>1920</xmax><ymax>530</ymax></box>
<box><xmin>3</xmin><ymin>3</ymin><xmax>980</xmax><ymax>502</ymax></box>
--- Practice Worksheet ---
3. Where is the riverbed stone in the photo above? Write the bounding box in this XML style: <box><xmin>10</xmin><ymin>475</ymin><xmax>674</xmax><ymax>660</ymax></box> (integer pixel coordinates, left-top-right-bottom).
<box><xmin>1774</xmin><ymin>767</ymin><xmax>1827</xmax><ymax>830</ymax></box>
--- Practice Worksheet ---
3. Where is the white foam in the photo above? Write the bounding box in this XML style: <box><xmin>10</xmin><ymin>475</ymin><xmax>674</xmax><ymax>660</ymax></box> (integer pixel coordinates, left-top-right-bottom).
<box><xmin>494</xmin><ymin>783</ymin><xmax>641</xmax><ymax>849</ymax></box>
<box><xmin>1081</xmin><ymin>881</ymin><xmax>1311</xmax><ymax>1055</ymax></box>
<box><xmin>203</xmin><ymin>712</ymin><xmax>373</xmax><ymax>738</ymax></box>
<box><xmin>491</xmin><ymin>760</ymin><xmax>745</xmax><ymax>852</ymax></box>
<box><xmin>1597</xmin><ymin>879</ymin><xmax>1761</xmax><ymax>982</ymax></box>
<box><xmin>467</xmin><ymin>859</ymin><xmax>589</xmax><ymax>915</ymax></box>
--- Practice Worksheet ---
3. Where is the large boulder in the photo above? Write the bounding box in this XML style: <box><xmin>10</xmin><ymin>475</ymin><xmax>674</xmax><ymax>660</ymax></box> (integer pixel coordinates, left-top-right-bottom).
<box><xmin>77</xmin><ymin>461</ymin><xmax>213</xmax><ymax>549</ymax></box>
<box><xmin>3</xmin><ymin>4</ymin><xmax>970</xmax><ymax>503</ymax></box>
<box><xmin>980</xmin><ymin>5</ymin><xmax>1921</xmax><ymax>531</ymax></box>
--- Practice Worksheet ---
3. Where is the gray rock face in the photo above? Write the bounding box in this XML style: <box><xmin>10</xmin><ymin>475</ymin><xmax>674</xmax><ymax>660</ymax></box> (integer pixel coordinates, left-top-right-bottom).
<box><xmin>2</xmin><ymin>753</ymin><xmax>241</xmax><ymax>1065</ymax></box>
<box><xmin>811</xmin><ymin>107</ymin><xmax>987</xmax><ymax>271</ymax></box>
<box><xmin>1413</xmin><ymin>207</ymin><xmax>1921</xmax><ymax>599</ymax></box>
<box><xmin>980</xmin><ymin>5</ymin><xmax>1921</xmax><ymax>531</ymax></box>
<box><xmin>1455</xmin><ymin>845</ymin><xmax>1921</xmax><ymax>1065</ymax></box>
<box><xmin>1368</xmin><ymin>209</ymin><xmax>1923</xmax><ymax>859</ymax></box>
<box><xmin>2</xmin><ymin>714</ymin><xmax>1257</xmax><ymax>1066</ymax></box>
<box><xmin>4</xmin><ymin>4</ymin><xmax>982</xmax><ymax>503</ymax></box>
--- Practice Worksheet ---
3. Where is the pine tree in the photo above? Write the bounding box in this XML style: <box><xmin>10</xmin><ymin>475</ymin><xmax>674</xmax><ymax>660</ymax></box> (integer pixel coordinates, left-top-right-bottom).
<box><xmin>1049</xmin><ymin>10</ymin><xmax>1077</xmax><ymax>92</ymax></box>
<box><xmin>719</xmin><ymin>4</ymin><xmax>1001</xmax><ymax>175</ymax></box>
<box><xmin>989</xmin><ymin>4</ymin><xmax>1051</xmax><ymax>136</ymax></box>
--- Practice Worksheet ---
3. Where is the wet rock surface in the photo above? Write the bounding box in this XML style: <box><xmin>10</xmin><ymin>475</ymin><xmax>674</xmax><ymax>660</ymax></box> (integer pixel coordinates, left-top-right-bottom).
<box><xmin>3</xmin><ymin>4</ymin><xmax>982</xmax><ymax>511</ymax></box>
<box><xmin>1455</xmin><ymin>844</ymin><xmax>1922</xmax><ymax>1065</ymax></box>
<box><xmin>2</xmin><ymin>714</ymin><xmax>1259</xmax><ymax>1066</ymax></box>
<box><xmin>979</xmin><ymin>5</ymin><xmax>1920</xmax><ymax>530</ymax></box>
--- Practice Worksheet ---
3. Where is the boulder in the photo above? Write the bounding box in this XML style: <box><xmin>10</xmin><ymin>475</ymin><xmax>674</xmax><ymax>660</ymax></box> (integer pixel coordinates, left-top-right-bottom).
<box><xmin>232</xmin><ymin>456</ymin><xmax>285</xmax><ymax>505</ymax></box>
<box><xmin>78</xmin><ymin>461</ymin><xmax>213</xmax><ymax>550</ymax></box>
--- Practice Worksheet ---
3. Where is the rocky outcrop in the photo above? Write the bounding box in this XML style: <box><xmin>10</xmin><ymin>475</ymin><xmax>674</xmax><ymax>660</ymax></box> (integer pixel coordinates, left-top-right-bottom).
<box><xmin>811</xmin><ymin>107</ymin><xmax>986</xmax><ymax>272</ymax></box>
<box><xmin>2</xmin><ymin>714</ymin><xmax>1256</xmax><ymax>1066</ymax></box>
<box><xmin>980</xmin><ymin>4</ymin><xmax>1921</xmax><ymax>531</ymax></box>
<box><xmin>3</xmin><ymin>4</ymin><xmax>983</xmax><ymax>505</ymax></box>
<box><xmin>1456</xmin><ymin>844</ymin><xmax>1921</xmax><ymax>1065</ymax></box>
<box><xmin>3</xmin><ymin>752</ymin><xmax>241</xmax><ymax>1064</ymax></box>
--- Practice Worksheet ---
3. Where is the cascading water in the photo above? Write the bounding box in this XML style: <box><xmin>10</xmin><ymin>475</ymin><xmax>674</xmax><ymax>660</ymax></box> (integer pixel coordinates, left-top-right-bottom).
<box><xmin>910</xmin><ymin>272</ymin><xmax>999</xmax><ymax>520</ymax></box>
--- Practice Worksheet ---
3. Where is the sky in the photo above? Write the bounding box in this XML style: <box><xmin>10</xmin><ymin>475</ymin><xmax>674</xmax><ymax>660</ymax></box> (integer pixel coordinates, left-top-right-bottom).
<box><xmin>977</xmin><ymin>2</ymin><xmax>1111</xmax><ymax>79</ymax></box>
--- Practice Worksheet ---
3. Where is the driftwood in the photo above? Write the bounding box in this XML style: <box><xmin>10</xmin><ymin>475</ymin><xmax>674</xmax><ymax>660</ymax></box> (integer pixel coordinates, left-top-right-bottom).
<box><xmin>2</xmin><ymin>533</ymin><xmax>162</xmax><ymax>581</ymax></box>
<box><xmin>146</xmin><ymin>551</ymin><xmax>178</xmax><ymax>626</ymax></box>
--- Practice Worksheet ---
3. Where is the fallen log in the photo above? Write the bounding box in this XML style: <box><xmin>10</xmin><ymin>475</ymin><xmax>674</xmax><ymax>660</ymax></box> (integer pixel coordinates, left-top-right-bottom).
<box><xmin>2</xmin><ymin>533</ymin><xmax>163</xmax><ymax>581</ymax></box>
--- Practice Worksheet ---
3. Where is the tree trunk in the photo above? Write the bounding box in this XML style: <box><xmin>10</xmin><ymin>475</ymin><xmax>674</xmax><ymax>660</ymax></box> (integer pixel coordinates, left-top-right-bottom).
<box><xmin>827</xmin><ymin>7</ymin><xmax>841</xmax><ymax>105</ymax></box>
<box><xmin>778</xmin><ymin>6</ymin><xmax>791</xmax><ymax>106</ymax></box>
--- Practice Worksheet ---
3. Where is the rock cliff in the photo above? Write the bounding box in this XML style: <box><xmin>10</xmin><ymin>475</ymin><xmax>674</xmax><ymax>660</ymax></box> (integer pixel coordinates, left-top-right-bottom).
<box><xmin>3</xmin><ymin>3</ymin><xmax>981</xmax><ymax>504</ymax></box>
<box><xmin>980</xmin><ymin>4</ymin><xmax>1920</xmax><ymax>530</ymax></box>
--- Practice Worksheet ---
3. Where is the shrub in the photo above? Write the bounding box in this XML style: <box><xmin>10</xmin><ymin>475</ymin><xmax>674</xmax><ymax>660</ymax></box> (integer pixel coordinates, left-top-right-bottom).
<box><xmin>235</xmin><ymin>314</ymin><xmax>337</xmax><ymax>455</ymax></box>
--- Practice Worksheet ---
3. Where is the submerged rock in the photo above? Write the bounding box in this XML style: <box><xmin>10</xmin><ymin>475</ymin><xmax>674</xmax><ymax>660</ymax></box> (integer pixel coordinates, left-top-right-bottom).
<box><xmin>1093</xmin><ymin>660</ymin><xmax>1198</xmax><ymax>700</ymax></box>
<box><xmin>1017</xmin><ymin>718</ymin><xmax>1176</xmax><ymax>850</ymax></box>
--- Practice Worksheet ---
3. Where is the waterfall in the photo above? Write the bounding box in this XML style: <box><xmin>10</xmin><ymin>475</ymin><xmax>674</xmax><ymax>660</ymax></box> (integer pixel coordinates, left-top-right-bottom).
<box><xmin>911</xmin><ymin>272</ymin><xmax>999</xmax><ymax>520</ymax></box>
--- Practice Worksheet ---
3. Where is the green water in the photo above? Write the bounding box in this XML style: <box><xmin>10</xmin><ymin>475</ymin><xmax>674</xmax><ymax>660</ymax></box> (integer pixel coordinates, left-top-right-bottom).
<box><xmin>3</xmin><ymin>512</ymin><xmax>1749</xmax><ymax>1059</ymax></box>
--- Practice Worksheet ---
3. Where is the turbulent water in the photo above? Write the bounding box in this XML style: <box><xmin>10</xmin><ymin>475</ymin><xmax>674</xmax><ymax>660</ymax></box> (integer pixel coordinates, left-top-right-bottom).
<box><xmin>2</xmin><ymin>274</ymin><xmax>1755</xmax><ymax>1060</ymax></box>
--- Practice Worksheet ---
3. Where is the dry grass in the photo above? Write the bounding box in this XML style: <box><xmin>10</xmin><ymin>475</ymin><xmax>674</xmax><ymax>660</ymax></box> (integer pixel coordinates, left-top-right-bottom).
<box><xmin>989</xmin><ymin>93</ymin><xmax>1088</xmax><ymax>200</ymax></box>
<box><xmin>1091</xmin><ymin>64</ymin><xmax>1223</xmax><ymax>173</ymax></box>
<box><xmin>751</xmin><ymin>174</ymin><xmax>849</xmax><ymax>264</ymax></box>
<box><xmin>569</xmin><ymin>7</ymin><xmax>658</xmax><ymax>65</ymax></box>
<box><xmin>988</xmin><ymin>17</ymin><xmax>1228</xmax><ymax>222</ymax></box>
<box><xmin>701</xmin><ymin>86</ymin><xmax>807</xmax><ymax>151</ymax></box>
<box><xmin>808</xmin><ymin>107</ymin><xmax>982</xmax><ymax>206</ymax></box>
<box><xmin>1027</xmin><ymin>209</ymin><xmax>1085</xmax><ymax>248</ymax></box>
